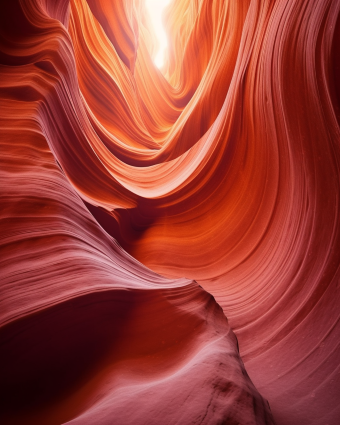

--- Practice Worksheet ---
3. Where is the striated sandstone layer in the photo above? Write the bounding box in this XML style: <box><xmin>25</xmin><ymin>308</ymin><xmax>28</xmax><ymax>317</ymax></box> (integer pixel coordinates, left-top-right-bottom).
<box><xmin>1</xmin><ymin>0</ymin><xmax>340</xmax><ymax>424</ymax></box>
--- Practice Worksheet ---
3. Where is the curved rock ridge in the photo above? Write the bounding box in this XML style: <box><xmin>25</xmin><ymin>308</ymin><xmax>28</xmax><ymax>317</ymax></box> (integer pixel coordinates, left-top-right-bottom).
<box><xmin>1</xmin><ymin>0</ymin><xmax>339</xmax><ymax>424</ymax></box>
<box><xmin>0</xmin><ymin>56</ymin><xmax>273</xmax><ymax>424</ymax></box>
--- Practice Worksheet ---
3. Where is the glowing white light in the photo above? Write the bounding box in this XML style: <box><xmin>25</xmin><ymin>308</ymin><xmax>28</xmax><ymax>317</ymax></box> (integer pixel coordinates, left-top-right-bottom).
<box><xmin>145</xmin><ymin>0</ymin><xmax>171</xmax><ymax>69</ymax></box>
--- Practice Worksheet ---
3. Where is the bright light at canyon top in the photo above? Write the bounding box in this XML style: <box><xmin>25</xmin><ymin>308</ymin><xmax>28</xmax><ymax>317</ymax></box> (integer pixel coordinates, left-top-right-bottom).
<box><xmin>145</xmin><ymin>0</ymin><xmax>171</xmax><ymax>69</ymax></box>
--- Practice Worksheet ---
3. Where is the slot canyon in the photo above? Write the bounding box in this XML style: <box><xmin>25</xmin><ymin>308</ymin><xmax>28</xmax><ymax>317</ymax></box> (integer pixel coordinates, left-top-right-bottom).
<box><xmin>1</xmin><ymin>0</ymin><xmax>340</xmax><ymax>424</ymax></box>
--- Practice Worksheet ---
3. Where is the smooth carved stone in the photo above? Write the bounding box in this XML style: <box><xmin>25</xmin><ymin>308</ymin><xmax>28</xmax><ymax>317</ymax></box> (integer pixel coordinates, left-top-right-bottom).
<box><xmin>1</xmin><ymin>0</ymin><xmax>339</xmax><ymax>424</ymax></box>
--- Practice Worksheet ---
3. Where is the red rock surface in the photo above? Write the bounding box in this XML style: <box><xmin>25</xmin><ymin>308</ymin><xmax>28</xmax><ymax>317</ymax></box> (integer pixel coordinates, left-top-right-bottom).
<box><xmin>1</xmin><ymin>0</ymin><xmax>339</xmax><ymax>424</ymax></box>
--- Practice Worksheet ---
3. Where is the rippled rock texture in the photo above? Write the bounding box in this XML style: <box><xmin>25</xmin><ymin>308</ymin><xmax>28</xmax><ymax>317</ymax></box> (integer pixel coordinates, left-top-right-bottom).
<box><xmin>1</xmin><ymin>0</ymin><xmax>339</xmax><ymax>424</ymax></box>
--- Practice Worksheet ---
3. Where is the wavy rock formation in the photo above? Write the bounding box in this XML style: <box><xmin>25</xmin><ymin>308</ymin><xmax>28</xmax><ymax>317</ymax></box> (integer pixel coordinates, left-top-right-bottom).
<box><xmin>1</xmin><ymin>0</ymin><xmax>339</xmax><ymax>424</ymax></box>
